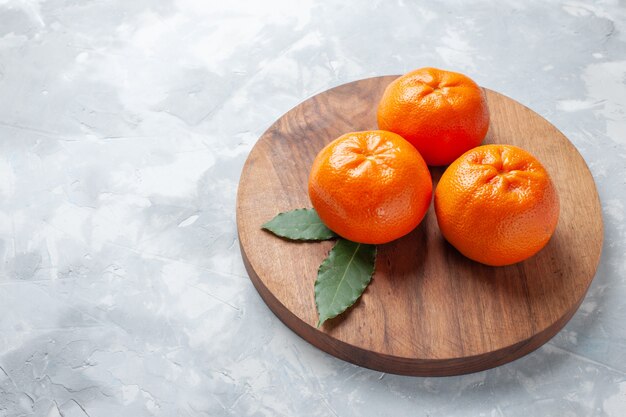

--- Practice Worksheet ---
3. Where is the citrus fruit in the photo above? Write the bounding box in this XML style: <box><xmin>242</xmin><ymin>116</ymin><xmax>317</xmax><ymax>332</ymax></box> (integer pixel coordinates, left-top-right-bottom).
<box><xmin>308</xmin><ymin>130</ymin><xmax>432</xmax><ymax>245</ymax></box>
<box><xmin>434</xmin><ymin>144</ymin><xmax>559</xmax><ymax>266</ymax></box>
<box><xmin>377</xmin><ymin>67</ymin><xmax>490</xmax><ymax>166</ymax></box>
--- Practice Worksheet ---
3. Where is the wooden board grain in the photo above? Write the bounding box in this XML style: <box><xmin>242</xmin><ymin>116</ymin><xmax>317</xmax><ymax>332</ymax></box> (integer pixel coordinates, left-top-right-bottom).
<box><xmin>236</xmin><ymin>76</ymin><xmax>603</xmax><ymax>376</ymax></box>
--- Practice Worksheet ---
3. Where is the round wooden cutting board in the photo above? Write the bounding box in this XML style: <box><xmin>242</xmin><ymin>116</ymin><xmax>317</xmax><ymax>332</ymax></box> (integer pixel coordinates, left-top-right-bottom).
<box><xmin>236</xmin><ymin>76</ymin><xmax>603</xmax><ymax>376</ymax></box>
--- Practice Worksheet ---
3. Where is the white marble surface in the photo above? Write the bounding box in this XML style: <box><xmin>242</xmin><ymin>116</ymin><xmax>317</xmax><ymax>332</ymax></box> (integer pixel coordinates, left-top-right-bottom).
<box><xmin>0</xmin><ymin>0</ymin><xmax>625</xmax><ymax>415</ymax></box>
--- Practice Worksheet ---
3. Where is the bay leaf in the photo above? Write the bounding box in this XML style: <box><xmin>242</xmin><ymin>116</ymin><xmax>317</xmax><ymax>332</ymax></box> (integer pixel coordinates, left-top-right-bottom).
<box><xmin>315</xmin><ymin>239</ymin><xmax>377</xmax><ymax>327</ymax></box>
<box><xmin>262</xmin><ymin>208</ymin><xmax>336</xmax><ymax>241</ymax></box>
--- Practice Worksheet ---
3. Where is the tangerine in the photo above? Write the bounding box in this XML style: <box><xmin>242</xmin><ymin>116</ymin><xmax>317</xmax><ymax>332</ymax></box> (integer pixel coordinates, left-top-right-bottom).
<box><xmin>434</xmin><ymin>144</ymin><xmax>560</xmax><ymax>266</ymax></box>
<box><xmin>377</xmin><ymin>67</ymin><xmax>490</xmax><ymax>166</ymax></box>
<box><xmin>309</xmin><ymin>130</ymin><xmax>432</xmax><ymax>244</ymax></box>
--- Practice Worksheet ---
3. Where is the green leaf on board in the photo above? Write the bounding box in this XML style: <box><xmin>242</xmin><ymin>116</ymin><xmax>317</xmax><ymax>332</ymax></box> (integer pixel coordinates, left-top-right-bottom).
<box><xmin>315</xmin><ymin>239</ymin><xmax>377</xmax><ymax>327</ymax></box>
<box><xmin>262</xmin><ymin>208</ymin><xmax>336</xmax><ymax>241</ymax></box>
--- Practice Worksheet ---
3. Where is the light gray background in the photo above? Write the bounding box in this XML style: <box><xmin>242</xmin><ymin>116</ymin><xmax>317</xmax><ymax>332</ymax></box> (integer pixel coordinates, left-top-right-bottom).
<box><xmin>0</xmin><ymin>0</ymin><xmax>625</xmax><ymax>416</ymax></box>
